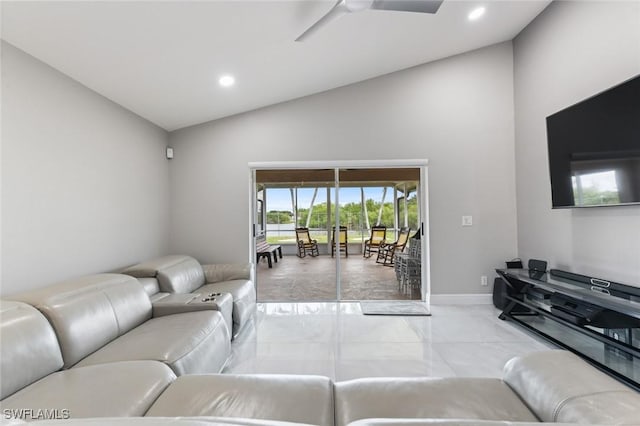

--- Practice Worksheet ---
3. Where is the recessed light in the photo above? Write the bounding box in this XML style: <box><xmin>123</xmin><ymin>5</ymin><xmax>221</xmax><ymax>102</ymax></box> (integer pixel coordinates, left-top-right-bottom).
<box><xmin>468</xmin><ymin>6</ymin><xmax>485</xmax><ymax>21</ymax></box>
<box><xmin>219</xmin><ymin>75</ymin><xmax>235</xmax><ymax>87</ymax></box>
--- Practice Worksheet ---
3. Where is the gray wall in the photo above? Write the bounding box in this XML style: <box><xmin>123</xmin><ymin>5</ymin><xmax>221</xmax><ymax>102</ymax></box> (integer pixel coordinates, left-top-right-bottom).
<box><xmin>513</xmin><ymin>1</ymin><xmax>640</xmax><ymax>286</ymax></box>
<box><xmin>169</xmin><ymin>42</ymin><xmax>518</xmax><ymax>295</ymax></box>
<box><xmin>1</xmin><ymin>42</ymin><xmax>171</xmax><ymax>295</ymax></box>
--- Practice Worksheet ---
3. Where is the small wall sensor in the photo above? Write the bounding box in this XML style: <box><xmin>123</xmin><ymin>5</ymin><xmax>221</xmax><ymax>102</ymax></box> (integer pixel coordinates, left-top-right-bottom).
<box><xmin>166</xmin><ymin>147</ymin><xmax>174</xmax><ymax>160</ymax></box>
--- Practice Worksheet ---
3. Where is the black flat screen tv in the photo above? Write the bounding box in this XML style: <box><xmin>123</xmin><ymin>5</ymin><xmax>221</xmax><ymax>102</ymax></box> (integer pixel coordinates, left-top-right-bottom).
<box><xmin>546</xmin><ymin>75</ymin><xmax>640</xmax><ymax>208</ymax></box>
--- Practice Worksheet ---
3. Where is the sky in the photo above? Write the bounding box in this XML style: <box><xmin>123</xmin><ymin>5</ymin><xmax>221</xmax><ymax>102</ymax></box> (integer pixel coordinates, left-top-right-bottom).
<box><xmin>573</xmin><ymin>170</ymin><xmax>618</xmax><ymax>191</ymax></box>
<box><xmin>264</xmin><ymin>187</ymin><xmax>388</xmax><ymax>212</ymax></box>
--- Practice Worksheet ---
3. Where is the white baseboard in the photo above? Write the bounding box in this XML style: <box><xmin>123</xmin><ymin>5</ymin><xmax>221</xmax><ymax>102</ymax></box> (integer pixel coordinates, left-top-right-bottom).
<box><xmin>430</xmin><ymin>293</ymin><xmax>493</xmax><ymax>305</ymax></box>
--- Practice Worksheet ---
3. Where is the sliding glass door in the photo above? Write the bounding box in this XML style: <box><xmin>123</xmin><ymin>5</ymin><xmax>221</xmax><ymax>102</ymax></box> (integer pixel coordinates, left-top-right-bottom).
<box><xmin>250</xmin><ymin>162</ymin><xmax>429</xmax><ymax>304</ymax></box>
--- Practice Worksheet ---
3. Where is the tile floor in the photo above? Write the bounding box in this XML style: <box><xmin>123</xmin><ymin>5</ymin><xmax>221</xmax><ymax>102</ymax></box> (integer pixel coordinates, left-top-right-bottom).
<box><xmin>224</xmin><ymin>302</ymin><xmax>555</xmax><ymax>381</ymax></box>
<box><xmin>256</xmin><ymin>255</ymin><xmax>421</xmax><ymax>301</ymax></box>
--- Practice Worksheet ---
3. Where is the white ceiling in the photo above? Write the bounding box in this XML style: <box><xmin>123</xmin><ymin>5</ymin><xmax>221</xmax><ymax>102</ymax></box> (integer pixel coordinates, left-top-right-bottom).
<box><xmin>1</xmin><ymin>0</ymin><xmax>551</xmax><ymax>131</ymax></box>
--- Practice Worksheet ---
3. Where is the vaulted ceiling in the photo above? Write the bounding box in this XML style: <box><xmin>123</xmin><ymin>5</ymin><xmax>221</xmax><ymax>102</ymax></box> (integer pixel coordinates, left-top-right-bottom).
<box><xmin>1</xmin><ymin>1</ymin><xmax>551</xmax><ymax>130</ymax></box>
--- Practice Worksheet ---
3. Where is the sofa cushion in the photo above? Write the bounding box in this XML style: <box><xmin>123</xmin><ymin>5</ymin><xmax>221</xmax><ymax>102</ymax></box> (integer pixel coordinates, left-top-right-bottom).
<box><xmin>10</xmin><ymin>274</ymin><xmax>152</xmax><ymax>368</ymax></box>
<box><xmin>202</xmin><ymin>263</ymin><xmax>252</xmax><ymax>283</ymax></box>
<box><xmin>74</xmin><ymin>310</ymin><xmax>230</xmax><ymax>375</ymax></box>
<box><xmin>151</xmin><ymin>292</ymin><xmax>233</xmax><ymax>339</ymax></box>
<box><xmin>348</xmin><ymin>421</ymin><xmax>586</xmax><ymax>426</ymax></box>
<box><xmin>146</xmin><ymin>374</ymin><xmax>334</xmax><ymax>426</ymax></box>
<box><xmin>334</xmin><ymin>377</ymin><xmax>538</xmax><ymax>426</ymax></box>
<box><xmin>198</xmin><ymin>280</ymin><xmax>256</xmax><ymax>337</ymax></box>
<box><xmin>0</xmin><ymin>301</ymin><xmax>64</xmax><ymax>399</ymax></box>
<box><xmin>123</xmin><ymin>255</ymin><xmax>205</xmax><ymax>294</ymax></box>
<box><xmin>30</xmin><ymin>418</ymin><xmax>315</xmax><ymax>426</ymax></box>
<box><xmin>0</xmin><ymin>361</ymin><xmax>175</xmax><ymax>418</ymax></box>
<box><xmin>122</xmin><ymin>255</ymin><xmax>190</xmax><ymax>278</ymax></box>
<box><xmin>503</xmin><ymin>349</ymin><xmax>640</xmax><ymax>424</ymax></box>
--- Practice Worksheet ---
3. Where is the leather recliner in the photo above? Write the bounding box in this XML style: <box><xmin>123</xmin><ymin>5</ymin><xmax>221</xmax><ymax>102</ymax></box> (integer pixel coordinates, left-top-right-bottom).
<box><xmin>122</xmin><ymin>255</ymin><xmax>256</xmax><ymax>338</ymax></box>
<box><xmin>7</xmin><ymin>273</ymin><xmax>231</xmax><ymax>375</ymax></box>
<box><xmin>0</xmin><ymin>300</ymin><xmax>176</xmax><ymax>417</ymax></box>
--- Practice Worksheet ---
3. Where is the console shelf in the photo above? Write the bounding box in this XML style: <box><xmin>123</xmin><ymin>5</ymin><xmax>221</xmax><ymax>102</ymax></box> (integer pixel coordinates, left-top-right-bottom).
<box><xmin>496</xmin><ymin>268</ymin><xmax>640</xmax><ymax>391</ymax></box>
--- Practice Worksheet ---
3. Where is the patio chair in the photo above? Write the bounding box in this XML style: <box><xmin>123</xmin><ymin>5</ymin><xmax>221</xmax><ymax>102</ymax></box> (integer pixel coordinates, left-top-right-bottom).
<box><xmin>295</xmin><ymin>227</ymin><xmax>319</xmax><ymax>258</ymax></box>
<box><xmin>363</xmin><ymin>225</ymin><xmax>387</xmax><ymax>258</ymax></box>
<box><xmin>331</xmin><ymin>226</ymin><xmax>348</xmax><ymax>257</ymax></box>
<box><xmin>376</xmin><ymin>227</ymin><xmax>411</xmax><ymax>266</ymax></box>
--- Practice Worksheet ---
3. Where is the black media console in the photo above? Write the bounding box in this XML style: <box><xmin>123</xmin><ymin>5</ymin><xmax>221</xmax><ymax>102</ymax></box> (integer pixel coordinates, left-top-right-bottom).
<box><xmin>496</xmin><ymin>268</ymin><xmax>640</xmax><ymax>391</ymax></box>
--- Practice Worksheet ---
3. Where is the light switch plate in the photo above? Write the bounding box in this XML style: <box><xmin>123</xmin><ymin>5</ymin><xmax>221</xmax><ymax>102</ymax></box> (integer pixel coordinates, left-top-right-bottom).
<box><xmin>462</xmin><ymin>216</ymin><xmax>473</xmax><ymax>226</ymax></box>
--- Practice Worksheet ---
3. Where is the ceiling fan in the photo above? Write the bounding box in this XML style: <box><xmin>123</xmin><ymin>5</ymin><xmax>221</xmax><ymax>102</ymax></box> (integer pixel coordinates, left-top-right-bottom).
<box><xmin>295</xmin><ymin>0</ymin><xmax>444</xmax><ymax>42</ymax></box>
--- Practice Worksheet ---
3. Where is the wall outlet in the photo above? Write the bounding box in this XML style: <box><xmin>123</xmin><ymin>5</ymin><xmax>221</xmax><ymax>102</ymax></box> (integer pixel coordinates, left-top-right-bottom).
<box><xmin>481</xmin><ymin>275</ymin><xmax>488</xmax><ymax>286</ymax></box>
<box><xmin>462</xmin><ymin>216</ymin><xmax>473</xmax><ymax>226</ymax></box>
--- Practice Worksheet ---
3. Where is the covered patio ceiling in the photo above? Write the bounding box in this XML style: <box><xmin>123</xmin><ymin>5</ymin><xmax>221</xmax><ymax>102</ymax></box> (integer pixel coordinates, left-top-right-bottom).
<box><xmin>256</xmin><ymin>167</ymin><xmax>420</xmax><ymax>191</ymax></box>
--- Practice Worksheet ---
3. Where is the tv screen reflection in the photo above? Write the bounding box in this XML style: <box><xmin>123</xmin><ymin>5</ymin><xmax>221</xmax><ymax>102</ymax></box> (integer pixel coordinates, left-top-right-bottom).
<box><xmin>570</xmin><ymin>154</ymin><xmax>640</xmax><ymax>206</ymax></box>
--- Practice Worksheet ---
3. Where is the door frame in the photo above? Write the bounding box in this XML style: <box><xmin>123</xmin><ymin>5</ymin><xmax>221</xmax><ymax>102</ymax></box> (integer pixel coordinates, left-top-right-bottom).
<box><xmin>248</xmin><ymin>159</ymin><xmax>430</xmax><ymax>303</ymax></box>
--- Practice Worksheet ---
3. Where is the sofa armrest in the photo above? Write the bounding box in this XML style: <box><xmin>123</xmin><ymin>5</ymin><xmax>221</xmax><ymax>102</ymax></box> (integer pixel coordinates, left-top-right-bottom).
<box><xmin>202</xmin><ymin>263</ymin><xmax>253</xmax><ymax>283</ymax></box>
<box><xmin>151</xmin><ymin>293</ymin><xmax>213</xmax><ymax>317</ymax></box>
<box><xmin>503</xmin><ymin>350</ymin><xmax>640</xmax><ymax>424</ymax></box>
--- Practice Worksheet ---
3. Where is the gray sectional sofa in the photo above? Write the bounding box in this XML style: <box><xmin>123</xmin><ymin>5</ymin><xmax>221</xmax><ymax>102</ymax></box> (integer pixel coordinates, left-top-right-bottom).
<box><xmin>1</xmin><ymin>260</ymin><xmax>639</xmax><ymax>426</ymax></box>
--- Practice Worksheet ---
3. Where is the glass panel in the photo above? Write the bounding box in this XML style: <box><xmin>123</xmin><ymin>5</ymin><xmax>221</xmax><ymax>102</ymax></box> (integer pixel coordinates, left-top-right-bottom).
<box><xmin>517</xmin><ymin>315</ymin><xmax>640</xmax><ymax>386</ymax></box>
<box><xmin>337</xmin><ymin>170</ymin><xmax>421</xmax><ymax>301</ymax></box>
<box><xmin>255</xmin><ymin>169</ymin><xmax>336</xmax><ymax>302</ymax></box>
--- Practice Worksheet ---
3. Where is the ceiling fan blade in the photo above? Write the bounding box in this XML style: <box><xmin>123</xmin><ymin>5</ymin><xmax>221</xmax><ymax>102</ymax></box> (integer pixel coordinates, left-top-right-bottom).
<box><xmin>371</xmin><ymin>0</ymin><xmax>443</xmax><ymax>14</ymax></box>
<box><xmin>295</xmin><ymin>0</ymin><xmax>348</xmax><ymax>42</ymax></box>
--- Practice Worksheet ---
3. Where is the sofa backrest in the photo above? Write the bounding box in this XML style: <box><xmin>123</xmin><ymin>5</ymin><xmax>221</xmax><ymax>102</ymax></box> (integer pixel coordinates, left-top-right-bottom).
<box><xmin>10</xmin><ymin>274</ymin><xmax>152</xmax><ymax>368</ymax></box>
<box><xmin>123</xmin><ymin>255</ymin><xmax>205</xmax><ymax>294</ymax></box>
<box><xmin>0</xmin><ymin>301</ymin><xmax>64</xmax><ymax>399</ymax></box>
<box><xmin>146</xmin><ymin>374</ymin><xmax>335</xmax><ymax>426</ymax></box>
<box><xmin>333</xmin><ymin>377</ymin><xmax>537</xmax><ymax>426</ymax></box>
<box><xmin>137</xmin><ymin>277</ymin><xmax>161</xmax><ymax>297</ymax></box>
<box><xmin>503</xmin><ymin>349</ymin><xmax>640</xmax><ymax>424</ymax></box>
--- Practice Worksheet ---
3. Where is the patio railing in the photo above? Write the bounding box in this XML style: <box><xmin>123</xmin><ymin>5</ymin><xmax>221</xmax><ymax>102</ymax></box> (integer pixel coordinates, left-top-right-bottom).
<box><xmin>265</xmin><ymin>224</ymin><xmax>399</xmax><ymax>245</ymax></box>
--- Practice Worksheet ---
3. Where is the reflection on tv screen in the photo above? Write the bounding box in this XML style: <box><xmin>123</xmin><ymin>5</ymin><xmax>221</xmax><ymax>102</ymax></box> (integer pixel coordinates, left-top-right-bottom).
<box><xmin>570</xmin><ymin>155</ymin><xmax>640</xmax><ymax>207</ymax></box>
